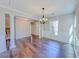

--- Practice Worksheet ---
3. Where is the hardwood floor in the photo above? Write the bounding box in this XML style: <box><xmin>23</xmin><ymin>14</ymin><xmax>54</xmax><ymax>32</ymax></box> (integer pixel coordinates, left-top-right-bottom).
<box><xmin>0</xmin><ymin>37</ymin><xmax>75</xmax><ymax>58</ymax></box>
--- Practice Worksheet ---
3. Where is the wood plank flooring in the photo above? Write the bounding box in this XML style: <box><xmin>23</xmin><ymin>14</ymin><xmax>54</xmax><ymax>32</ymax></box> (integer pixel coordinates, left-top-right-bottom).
<box><xmin>0</xmin><ymin>37</ymin><xmax>75</xmax><ymax>58</ymax></box>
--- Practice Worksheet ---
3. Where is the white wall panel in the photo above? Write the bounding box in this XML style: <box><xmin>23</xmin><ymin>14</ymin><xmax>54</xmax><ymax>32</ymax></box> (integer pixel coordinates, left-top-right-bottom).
<box><xmin>15</xmin><ymin>17</ymin><xmax>31</xmax><ymax>39</ymax></box>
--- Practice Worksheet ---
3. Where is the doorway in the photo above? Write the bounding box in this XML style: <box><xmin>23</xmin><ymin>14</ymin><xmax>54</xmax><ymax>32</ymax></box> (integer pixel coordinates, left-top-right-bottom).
<box><xmin>5</xmin><ymin>14</ymin><xmax>10</xmax><ymax>50</ymax></box>
<box><xmin>31</xmin><ymin>21</ymin><xmax>39</xmax><ymax>39</ymax></box>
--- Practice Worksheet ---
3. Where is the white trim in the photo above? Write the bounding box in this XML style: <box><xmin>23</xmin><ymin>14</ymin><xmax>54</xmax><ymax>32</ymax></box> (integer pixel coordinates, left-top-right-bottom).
<box><xmin>0</xmin><ymin>4</ymin><xmax>34</xmax><ymax>19</ymax></box>
<box><xmin>0</xmin><ymin>4</ymin><xmax>26</xmax><ymax>15</ymax></box>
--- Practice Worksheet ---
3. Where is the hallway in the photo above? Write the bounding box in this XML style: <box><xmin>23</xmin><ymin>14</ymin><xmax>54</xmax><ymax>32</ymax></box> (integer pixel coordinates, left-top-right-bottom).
<box><xmin>0</xmin><ymin>37</ymin><xmax>75</xmax><ymax>58</ymax></box>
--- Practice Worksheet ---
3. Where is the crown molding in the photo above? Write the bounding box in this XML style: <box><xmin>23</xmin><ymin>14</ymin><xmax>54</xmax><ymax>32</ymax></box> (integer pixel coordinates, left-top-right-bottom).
<box><xmin>0</xmin><ymin>4</ymin><xmax>33</xmax><ymax>18</ymax></box>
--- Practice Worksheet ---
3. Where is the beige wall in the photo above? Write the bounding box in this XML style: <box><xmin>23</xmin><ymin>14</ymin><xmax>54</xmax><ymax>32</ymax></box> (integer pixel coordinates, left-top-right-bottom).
<box><xmin>15</xmin><ymin>17</ymin><xmax>31</xmax><ymax>39</ymax></box>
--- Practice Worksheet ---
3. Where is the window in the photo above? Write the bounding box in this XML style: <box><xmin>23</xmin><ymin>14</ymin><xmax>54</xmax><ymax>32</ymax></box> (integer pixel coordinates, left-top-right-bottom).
<box><xmin>50</xmin><ymin>21</ymin><xmax>59</xmax><ymax>36</ymax></box>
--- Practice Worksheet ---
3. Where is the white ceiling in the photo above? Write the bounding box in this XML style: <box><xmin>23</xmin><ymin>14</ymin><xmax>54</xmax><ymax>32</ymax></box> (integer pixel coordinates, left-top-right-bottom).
<box><xmin>0</xmin><ymin>0</ymin><xmax>79</xmax><ymax>19</ymax></box>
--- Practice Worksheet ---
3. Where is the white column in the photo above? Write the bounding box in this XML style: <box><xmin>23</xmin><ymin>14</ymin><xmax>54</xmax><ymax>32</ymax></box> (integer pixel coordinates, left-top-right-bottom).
<box><xmin>39</xmin><ymin>22</ymin><xmax>41</xmax><ymax>39</ymax></box>
<box><xmin>10</xmin><ymin>15</ymin><xmax>16</xmax><ymax>49</ymax></box>
<box><xmin>30</xmin><ymin>23</ymin><xmax>33</xmax><ymax>43</ymax></box>
<box><xmin>0</xmin><ymin>13</ymin><xmax>6</xmax><ymax>53</ymax></box>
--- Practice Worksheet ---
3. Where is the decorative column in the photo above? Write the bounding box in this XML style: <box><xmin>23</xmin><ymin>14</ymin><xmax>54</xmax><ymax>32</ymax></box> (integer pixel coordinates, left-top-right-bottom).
<box><xmin>10</xmin><ymin>15</ymin><xmax>16</xmax><ymax>49</ymax></box>
<box><xmin>0</xmin><ymin>13</ymin><xmax>6</xmax><ymax>53</ymax></box>
<box><xmin>30</xmin><ymin>22</ymin><xmax>33</xmax><ymax>43</ymax></box>
<box><xmin>39</xmin><ymin>21</ymin><xmax>41</xmax><ymax>39</ymax></box>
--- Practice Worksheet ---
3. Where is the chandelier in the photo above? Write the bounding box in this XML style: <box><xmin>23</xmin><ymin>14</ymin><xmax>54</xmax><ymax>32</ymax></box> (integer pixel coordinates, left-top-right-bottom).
<box><xmin>40</xmin><ymin>8</ymin><xmax>48</xmax><ymax>24</ymax></box>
